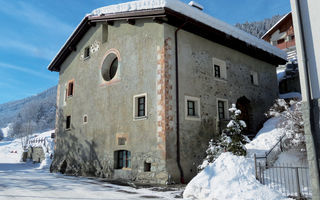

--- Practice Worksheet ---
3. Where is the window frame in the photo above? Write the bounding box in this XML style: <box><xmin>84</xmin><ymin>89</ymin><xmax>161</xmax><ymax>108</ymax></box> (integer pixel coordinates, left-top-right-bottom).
<box><xmin>84</xmin><ymin>47</ymin><xmax>90</xmax><ymax>59</ymax></box>
<box><xmin>250</xmin><ymin>71</ymin><xmax>259</xmax><ymax>86</ymax></box>
<box><xmin>83</xmin><ymin>115</ymin><xmax>88</xmax><ymax>124</ymax></box>
<box><xmin>213</xmin><ymin>58</ymin><xmax>227</xmax><ymax>81</ymax></box>
<box><xmin>115</xmin><ymin>150</ymin><xmax>131</xmax><ymax>169</ymax></box>
<box><xmin>67</xmin><ymin>80</ymin><xmax>74</xmax><ymax>98</ymax></box>
<box><xmin>185</xmin><ymin>96</ymin><xmax>201</xmax><ymax>121</ymax></box>
<box><xmin>133</xmin><ymin>93</ymin><xmax>147</xmax><ymax>120</ymax></box>
<box><xmin>216</xmin><ymin>98</ymin><xmax>228</xmax><ymax>121</ymax></box>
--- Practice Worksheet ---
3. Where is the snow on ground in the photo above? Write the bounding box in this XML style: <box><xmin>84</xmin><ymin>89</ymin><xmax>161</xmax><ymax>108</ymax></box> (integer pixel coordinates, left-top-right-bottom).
<box><xmin>0</xmin><ymin>133</ymin><xmax>183</xmax><ymax>200</ymax></box>
<box><xmin>274</xmin><ymin>150</ymin><xmax>308</xmax><ymax>167</ymax></box>
<box><xmin>183</xmin><ymin>153</ymin><xmax>292</xmax><ymax>200</ymax></box>
<box><xmin>245</xmin><ymin>117</ymin><xmax>284</xmax><ymax>156</ymax></box>
<box><xmin>90</xmin><ymin>0</ymin><xmax>286</xmax><ymax>60</ymax></box>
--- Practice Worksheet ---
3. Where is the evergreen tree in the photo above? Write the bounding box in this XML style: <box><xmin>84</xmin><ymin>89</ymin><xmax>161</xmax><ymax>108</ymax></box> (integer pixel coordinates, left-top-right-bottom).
<box><xmin>223</xmin><ymin>104</ymin><xmax>248</xmax><ymax>156</ymax></box>
<box><xmin>198</xmin><ymin>104</ymin><xmax>248</xmax><ymax>170</ymax></box>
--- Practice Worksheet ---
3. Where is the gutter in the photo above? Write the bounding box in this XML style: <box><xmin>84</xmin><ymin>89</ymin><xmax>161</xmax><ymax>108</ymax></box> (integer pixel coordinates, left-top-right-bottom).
<box><xmin>175</xmin><ymin>22</ymin><xmax>188</xmax><ymax>184</ymax></box>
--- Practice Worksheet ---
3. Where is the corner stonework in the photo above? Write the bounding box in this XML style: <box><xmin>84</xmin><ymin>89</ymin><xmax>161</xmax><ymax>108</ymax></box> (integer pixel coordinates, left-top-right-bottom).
<box><xmin>155</xmin><ymin>38</ymin><xmax>175</xmax><ymax>183</ymax></box>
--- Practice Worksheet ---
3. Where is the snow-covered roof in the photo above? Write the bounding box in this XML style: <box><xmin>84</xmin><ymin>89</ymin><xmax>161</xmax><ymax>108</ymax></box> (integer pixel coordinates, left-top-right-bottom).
<box><xmin>48</xmin><ymin>0</ymin><xmax>287</xmax><ymax>71</ymax></box>
<box><xmin>91</xmin><ymin>0</ymin><xmax>287</xmax><ymax>60</ymax></box>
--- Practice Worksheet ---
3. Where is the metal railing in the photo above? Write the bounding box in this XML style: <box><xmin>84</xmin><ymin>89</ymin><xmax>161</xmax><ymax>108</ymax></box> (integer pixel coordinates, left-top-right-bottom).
<box><xmin>255</xmin><ymin>134</ymin><xmax>286</xmax><ymax>167</ymax></box>
<box><xmin>256</xmin><ymin>163</ymin><xmax>311</xmax><ymax>199</ymax></box>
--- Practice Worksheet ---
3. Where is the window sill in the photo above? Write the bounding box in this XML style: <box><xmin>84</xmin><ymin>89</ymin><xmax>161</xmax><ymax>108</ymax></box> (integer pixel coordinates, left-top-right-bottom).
<box><xmin>134</xmin><ymin>116</ymin><xmax>148</xmax><ymax>121</ymax></box>
<box><xmin>214</xmin><ymin>77</ymin><xmax>227</xmax><ymax>83</ymax></box>
<box><xmin>66</xmin><ymin>128</ymin><xmax>71</xmax><ymax>131</ymax></box>
<box><xmin>115</xmin><ymin>168</ymin><xmax>132</xmax><ymax>171</ymax></box>
<box><xmin>84</xmin><ymin>56</ymin><xmax>90</xmax><ymax>61</ymax></box>
<box><xmin>185</xmin><ymin>115</ymin><xmax>201</xmax><ymax>121</ymax></box>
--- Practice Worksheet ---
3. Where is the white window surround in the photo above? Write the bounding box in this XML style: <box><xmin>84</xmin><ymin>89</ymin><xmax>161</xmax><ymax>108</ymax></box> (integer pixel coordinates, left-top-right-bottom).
<box><xmin>250</xmin><ymin>71</ymin><xmax>259</xmax><ymax>86</ymax></box>
<box><xmin>184</xmin><ymin>96</ymin><xmax>201</xmax><ymax>121</ymax></box>
<box><xmin>83</xmin><ymin>114</ymin><xmax>88</xmax><ymax>124</ymax></box>
<box><xmin>133</xmin><ymin>93</ymin><xmax>147</xmax><ymax>121</ymax></box>
<box><xmin>216</xmin><ymin>98</ymin><xmax>229</xmax><ymax>120</ymax></box>
<box><xmin>213</xmin><ymin>57</ymin><xmax>227</xmax><ymax>81</ymax></box>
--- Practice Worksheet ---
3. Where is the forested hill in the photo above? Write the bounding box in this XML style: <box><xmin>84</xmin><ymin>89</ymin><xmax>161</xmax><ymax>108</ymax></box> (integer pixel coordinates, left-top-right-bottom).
<box><xmin>0</xmin><ymin>86</ymin><xmax>57</xmax><ymax>131</ymax></box>
<box><xmin>235</xmin><ymin>14</ymin><xmax>285</xmax><ymax>38</ymax></box>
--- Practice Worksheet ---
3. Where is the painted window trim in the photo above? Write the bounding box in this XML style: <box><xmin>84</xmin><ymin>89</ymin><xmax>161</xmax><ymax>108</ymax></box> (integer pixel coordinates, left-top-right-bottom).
<box><xmin>216</xmin><ymin>98</ymin><xmax>229</xmax><ymax>121</ymax></box>
<box><xmin>184</xmin><ymin>95</ymin><xmax>201</xmax><ymax>121</ymax></box>
<box><xmin>133</xmin><ymin>93</ymin><xmax>148</xmax><ymax>121</ymax></box>
<box><xmin>213</xmin><ymin>57</ymin><xmax>227</xmax><ymax>81</ymax></box>
<box><xmin>66</xmin><ymin>79</ymin><xmax>75</xmax><ymax>99</ymax></box>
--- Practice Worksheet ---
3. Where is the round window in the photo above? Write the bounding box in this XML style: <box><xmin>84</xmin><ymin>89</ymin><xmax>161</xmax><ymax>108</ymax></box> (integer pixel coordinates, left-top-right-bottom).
<box><xmin>101</xmin><ymin>53</ymin><xmax>119</xmax><ymax>81</ymax></box>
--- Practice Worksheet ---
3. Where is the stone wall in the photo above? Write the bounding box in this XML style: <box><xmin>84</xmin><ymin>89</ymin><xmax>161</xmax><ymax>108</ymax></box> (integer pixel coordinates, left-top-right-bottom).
<box><xmin>27</xmin><ymin>147</ymin><xmax>45</xmax><ymax>163</ymax></box>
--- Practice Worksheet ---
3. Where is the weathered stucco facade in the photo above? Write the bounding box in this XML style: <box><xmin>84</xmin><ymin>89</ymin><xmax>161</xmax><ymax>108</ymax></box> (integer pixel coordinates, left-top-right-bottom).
<box><xmin>49</xmin><ymin>1</ymin><xmax>286</xmax><ymax>184</ymax></box>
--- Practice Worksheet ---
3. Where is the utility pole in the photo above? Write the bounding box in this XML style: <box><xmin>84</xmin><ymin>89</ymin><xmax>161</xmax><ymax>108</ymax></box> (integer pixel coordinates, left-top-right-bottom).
<box><xmin>290</xmin><ymin>0</ymin><xmax>320</xmax><ymax>199</ymax></box>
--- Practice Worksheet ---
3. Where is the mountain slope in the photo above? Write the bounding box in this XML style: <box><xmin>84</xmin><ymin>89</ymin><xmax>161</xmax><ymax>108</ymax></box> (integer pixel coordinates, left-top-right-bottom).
<box><xmin>0</xmin><ymin>86</ymin><xmax>57</xmax><ymax>130</ymax></box>
<box><xmin>235</xmin><ymin>14</ymin><xmax>285</xmax><ymax>38</ymax></box>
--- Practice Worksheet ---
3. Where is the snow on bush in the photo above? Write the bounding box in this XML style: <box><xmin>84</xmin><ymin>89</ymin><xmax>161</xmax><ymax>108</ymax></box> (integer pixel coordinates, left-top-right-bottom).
<box><xmin>267</xmin><ymin>99</ymin><xmax>305</xmax><ymax>152</ymax></box>
<box><xmin>198</xmin><ymin>104</ymin><xmax>248</xmax><ymax>170</ymax></box>
<box><xmin>184</xmin><ymin>153</ymin><xmax>291</xmax><ymax>200</ymax></box>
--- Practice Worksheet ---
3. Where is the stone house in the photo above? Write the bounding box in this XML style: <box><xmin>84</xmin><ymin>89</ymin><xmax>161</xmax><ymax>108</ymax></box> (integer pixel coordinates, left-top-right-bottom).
<box><xmin>48</xmin><ymin>0</ymin><xmax>286</xmax><ymax>184</ymax></box>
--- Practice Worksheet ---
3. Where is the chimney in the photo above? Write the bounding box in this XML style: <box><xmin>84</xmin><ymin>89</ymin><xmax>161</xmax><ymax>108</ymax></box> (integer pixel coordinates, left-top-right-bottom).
<box><xmin>188</xmin><ymin>1</ymin><xmax>204</xmax><ymax>11</ymax></box>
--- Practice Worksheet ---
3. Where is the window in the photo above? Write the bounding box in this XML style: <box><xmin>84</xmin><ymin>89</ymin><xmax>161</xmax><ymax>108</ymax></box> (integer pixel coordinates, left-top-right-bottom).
<box><xmin>185</xmin><ymin>96</ymin><xmax>201</xmax><ymax>121</ymax></box>
<box><xmin>277</xmin><ymin>38</ymin><xmax>285</xmax><ymax>44</ymax></box>
<box><xmin>213</xmin><ymin>58</ymin><xmax>227</xmax><ymax>80</ymax></box>
<box><xmin>216</xmin><ymin>99</ymin><xmax>228</xmax><ymax>120</ymax></box>
<box><xmin>187</xmin><ymin>100</ymin><xmax>195</xmax><ymax>116</ymax></box>
<box><xmin>144</xmin><ymin>162</ymin><xmax>151</xmax><ymax>172</ymax></box>
<box><xmin>66</xmin><ymin>115</ymin><xmax>71</xmax><ymax>130</ymax></box>
<box><xmin>67</xmin><ymin>80</ymin><xmax>74</xmax><ymax>97</ymax></box>
<box><xmin>250</xmin><ymin>71</ymin><xmax>259</xmax><ymax>85</ymax></box>
<box><xmin>118</xmin><ymin>137</ymin><xmax>126</xmax><ymax>145</ymax></box>
<box><xmin>101</xmin><ymin>52</ymin><xmax>119</xmax><ymax>81</ymax></box>
<box><xmin>218</xmin><ymin>101</ymin><xmax>225</xmax><ymax>120</ymax></box>
<box><xmin>83</xmin><ymin>115</ymin><xmax>88</xmax><ymax>124</ymax></box>
<box><xmin>214</xmin><ymin>65</ymin><xmax>221</xmax><ymax>78</ymax></box>
<box><xmin>115</xmin><ymin>150</ymin><xmax>131</xmax><ymax>169</ymax></box>
<box><xmin>84</xmin><ymin>47</ymin><xmax>90</xmax><ymax>59</ymax></box>
<box><xmin>133</xmin><ymin>93</ymin><xmax>147</xmax><ymax>119</ymax></box>
<box><xmin>137</xmin><ymin>97</ymin><xmax>145</xmax><ymax>117</ymax></box>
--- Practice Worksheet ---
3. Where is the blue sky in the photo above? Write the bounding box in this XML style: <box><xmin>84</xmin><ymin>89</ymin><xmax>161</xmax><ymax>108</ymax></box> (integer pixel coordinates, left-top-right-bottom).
<box><xmin>0</xmin><ymin>0</ymin><xmax>290</xmax><ymax>104</ymax></box>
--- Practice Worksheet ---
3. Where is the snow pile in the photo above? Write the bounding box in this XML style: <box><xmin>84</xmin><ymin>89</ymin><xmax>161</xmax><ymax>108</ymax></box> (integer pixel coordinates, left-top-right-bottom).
<box><xmin>27</xmin><ymin>130</ymin><xmax>55</xmax><ymax>169</ymax></box>
<box><xmin>91</xmin><ymin>0</ymin><xmax>286</xmax><ymax>60</ymax></box>
<box><xmin>245</xmin><ymin>117</ymin><xmax>284</xmax><ymax>156</ymax></box>
<box><xmin>183</xmin><ymin>153</ymin><xmax>290</xmax><ymax>200</ymax></box>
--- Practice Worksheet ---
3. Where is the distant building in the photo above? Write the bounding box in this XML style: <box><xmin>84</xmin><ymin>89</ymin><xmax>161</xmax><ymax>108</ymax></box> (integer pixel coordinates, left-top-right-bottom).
<box><xmin>262</xmin><ymin>12</ymin><xmax>296</xmax><ymax>61</ymax></box>
<box><xmin>262</xmin><ymin>12</ymin><xmax>300</xmax><ymax>94</ymax></box>
<box><xmin>48</xmin><ymin>0</ymin><xmax>286</xmax><ymax>184</ymax></box>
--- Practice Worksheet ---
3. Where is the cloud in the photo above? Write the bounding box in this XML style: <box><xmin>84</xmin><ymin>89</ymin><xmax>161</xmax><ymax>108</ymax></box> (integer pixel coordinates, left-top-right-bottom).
<box><xmin>0</xmin><ymin>62</ymin><xmax>58</xmax><ymax>81</ymax></box>
<box><xmin>0</xmin><ymin>0</ymin><xmax>74</xmax><ymax>34</ymax></box>
<box><xmin>0</xmin><ymin>39</ymin><xmax>56</xmax><ymax>60</ymax></box>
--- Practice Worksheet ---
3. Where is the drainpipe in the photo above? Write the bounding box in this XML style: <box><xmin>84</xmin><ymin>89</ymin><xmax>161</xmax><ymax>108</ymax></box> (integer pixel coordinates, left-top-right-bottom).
<box><xmin>293</xmin><ymin>0</ymin><xmax>320</xmax><ymax>198</ymax></box>
<box><xmin>175</xmin><ymin>22</ymin><xmax>188</xmax><ymax>184</ymax></box>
